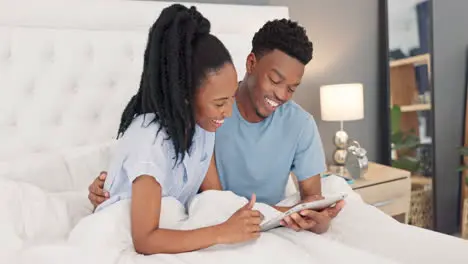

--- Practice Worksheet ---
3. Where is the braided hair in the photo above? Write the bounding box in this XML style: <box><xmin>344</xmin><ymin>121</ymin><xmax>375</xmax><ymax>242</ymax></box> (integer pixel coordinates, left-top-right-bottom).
<box><xmin>117</xmin><ymin>4</ymin><xmax>232</xmax><ymax>165</ymax></box>
<box><xmin>252</xmin><ymin>19</ymin><xmax>313</xmax><ymax>65</ymax></box>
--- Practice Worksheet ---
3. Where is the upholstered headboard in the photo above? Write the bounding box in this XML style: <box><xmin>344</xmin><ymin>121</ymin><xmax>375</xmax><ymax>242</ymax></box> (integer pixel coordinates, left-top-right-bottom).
<box><xmin>0</xmin><ymin>0</ymin><xmax>288</xmax><ymax>163</ymax></box>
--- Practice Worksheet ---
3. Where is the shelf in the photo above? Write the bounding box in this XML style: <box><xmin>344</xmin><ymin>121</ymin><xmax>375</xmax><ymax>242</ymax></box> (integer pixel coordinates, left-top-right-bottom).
<box><xmin>390</xmin><ymin>53</ymin><xmax>430</xmax><ymax>68</ymax></box>
<box><xmin>400</xmin><ymin>104</ymin><xmax>431</xmax><ymax>112</ymax></box>
<box><xmin>411</xmin><ymin>175</ymin><xmax>432</xmax><ymax>187</ymax></box>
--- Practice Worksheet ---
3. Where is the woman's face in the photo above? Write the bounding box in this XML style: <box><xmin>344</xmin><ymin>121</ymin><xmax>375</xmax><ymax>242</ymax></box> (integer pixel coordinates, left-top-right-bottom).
<box><xmin>194</xmin><ymin>63</ymin><xmax>238</xmax><ymax>132</ymax></box>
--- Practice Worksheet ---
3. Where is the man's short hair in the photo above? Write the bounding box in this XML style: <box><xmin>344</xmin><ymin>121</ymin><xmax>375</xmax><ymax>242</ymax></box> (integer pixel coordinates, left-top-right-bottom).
<box><xmin>251</xmin><ymin>19</ymin><xmax>313</xmax><ymax>65</ymax></box>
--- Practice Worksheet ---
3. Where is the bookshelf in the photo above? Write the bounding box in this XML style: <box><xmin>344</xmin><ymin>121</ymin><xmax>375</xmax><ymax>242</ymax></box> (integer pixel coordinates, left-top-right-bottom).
<box><xmin>390</xmin><ymin>53</ymin><xmax>431</xmax><ymax>75</ymax></box>
<box><xmin>389</xmin><ymin>53</ymin><xmax>433</xmax><ymax>185</ymax></box>
<box><xmin>389</xmin><ymin>53</ymin><xmax>431</xmax><ymax>137</ymax></box>
<box><xmin>400</xmin><ymin>103</ymin><xmax>431</xmax><ymax>112</ymax></box>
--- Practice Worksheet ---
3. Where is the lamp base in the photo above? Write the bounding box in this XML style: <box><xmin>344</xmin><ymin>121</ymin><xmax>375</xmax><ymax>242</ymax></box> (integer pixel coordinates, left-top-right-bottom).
<box><xmin>332</xmin><ymin>129</ymin><xmax>349</xmax><ymax>165</ymax></box>
<box><xmin>328</xmin><ymin>165</ymin><xmax>353</xmax><ymax>180</ymax></box>
<box><xmin>333</xmin><ymin>130</ymin><xmax>349</xmax><ymax>148</ymax></box>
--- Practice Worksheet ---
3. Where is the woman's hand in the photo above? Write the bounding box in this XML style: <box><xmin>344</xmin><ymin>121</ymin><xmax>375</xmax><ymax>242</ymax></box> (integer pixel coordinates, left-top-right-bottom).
<box><xmin>217</xmin><ymin>194</ymin><xmax>263</xmax><ymax>244</ymax></box>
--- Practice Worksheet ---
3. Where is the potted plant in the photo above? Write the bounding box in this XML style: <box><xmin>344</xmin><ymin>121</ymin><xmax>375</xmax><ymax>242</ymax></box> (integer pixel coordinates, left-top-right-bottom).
<box><xmin>457</xmin><ymin>147</ymin><xmax>468</xmax><ymax>183</ymax></box>
<box><xmin>458</xmin><ymin>147</ymin><xmax>468</xmax><ymax>238</ymax></box>
<box><xmin>390</xmin><ymin>105</ymin><xmax>421</xmax><ymax>173</ymax></box>
<box><xmin>391</xmin><ymin>105</ymin><xmax>434</xmax><ymax>228</ymax></box>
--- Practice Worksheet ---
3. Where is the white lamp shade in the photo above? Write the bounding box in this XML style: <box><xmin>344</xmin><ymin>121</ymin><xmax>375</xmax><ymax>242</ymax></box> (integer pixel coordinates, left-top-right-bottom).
<box><xmin>320</xmin><ymin>83</ymin><xmax>364</xmax><ymax>121</ymax></box>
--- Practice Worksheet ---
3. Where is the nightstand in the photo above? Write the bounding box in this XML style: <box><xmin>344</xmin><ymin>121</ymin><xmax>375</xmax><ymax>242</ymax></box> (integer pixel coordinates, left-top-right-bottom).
<box><xmin>332</xmin><ymin>162</ymin><xmax>411</xmax><ymax>223</ymax></box>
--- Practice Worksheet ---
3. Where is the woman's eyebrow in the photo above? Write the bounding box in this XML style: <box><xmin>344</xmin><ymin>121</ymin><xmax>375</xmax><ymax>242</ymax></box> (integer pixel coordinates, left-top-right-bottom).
<box><xmin>213</xmin><ymin>97</ymin><xmax>229</xmax><ymax>101</ymax></box>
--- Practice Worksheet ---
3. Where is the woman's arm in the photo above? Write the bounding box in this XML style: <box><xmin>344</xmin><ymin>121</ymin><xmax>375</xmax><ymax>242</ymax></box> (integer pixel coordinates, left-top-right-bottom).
<box><xmin>131</xmin><ymin>175</ymin><xmax>261</xmax><ymax>255</ymax></box>
<box><xmin>199</xmin><ymin>154</ymin><xmax>223</xmax><ymax>192</ymax></box>
<box><xmin>131</xmin><ymin>175</ymin><xmax>220</xmax><ymax>254</ymax></box>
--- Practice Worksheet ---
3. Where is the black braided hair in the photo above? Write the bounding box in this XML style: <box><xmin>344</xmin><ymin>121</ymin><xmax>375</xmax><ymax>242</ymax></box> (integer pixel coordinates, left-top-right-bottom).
<box><xmin>251</xmin><ymin>19</ymin><xmax>313</xmax><ymax>65</ymax></box>
<box><xmin>117</xmin><ymin>4</ymin><xmax>232</xmax><ymax>165</ymax></box>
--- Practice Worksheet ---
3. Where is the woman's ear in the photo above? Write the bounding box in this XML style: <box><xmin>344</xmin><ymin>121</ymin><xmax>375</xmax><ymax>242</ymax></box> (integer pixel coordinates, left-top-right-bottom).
<box><xmin>245</xmin><ymin>53</ymin><xmax>257</xmax><ymax>74</ymax></box>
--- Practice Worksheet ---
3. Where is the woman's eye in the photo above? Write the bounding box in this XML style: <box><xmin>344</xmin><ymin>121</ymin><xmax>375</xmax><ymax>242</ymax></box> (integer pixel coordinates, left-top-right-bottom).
<box><xmin>215</xmin><ymin>103</ymin><xmax>225</xmax><ymax>107</ymax></box>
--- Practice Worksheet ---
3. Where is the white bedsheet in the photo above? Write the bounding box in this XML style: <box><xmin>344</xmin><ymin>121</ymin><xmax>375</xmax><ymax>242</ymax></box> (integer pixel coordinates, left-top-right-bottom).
<box><xmin>2</xmin><ymin>175</ymin><xmax>467</xmax><ymax>264</ymax></box>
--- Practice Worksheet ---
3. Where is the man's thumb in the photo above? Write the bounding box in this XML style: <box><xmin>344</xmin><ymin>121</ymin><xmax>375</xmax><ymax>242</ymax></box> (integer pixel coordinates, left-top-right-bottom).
<box><xmin>244</xmin><ymin>193</ymin><xmax>256</xmax><ymax>209</ymax></box>
<box><xmin>99</xmin><ymin>171</ymin><xmax>107</xmax><ymax>180</ymax></box>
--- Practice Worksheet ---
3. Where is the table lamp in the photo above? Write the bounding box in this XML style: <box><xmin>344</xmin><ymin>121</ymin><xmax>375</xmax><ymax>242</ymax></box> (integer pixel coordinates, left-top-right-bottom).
<box><xmin>320</xmin><ymin>83</ymin><xmax>364</xmax><ymax>173</ymax></box>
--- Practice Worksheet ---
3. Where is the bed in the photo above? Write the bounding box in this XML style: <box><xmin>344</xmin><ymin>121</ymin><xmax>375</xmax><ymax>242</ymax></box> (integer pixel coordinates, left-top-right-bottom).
<box><xmin>1</xmin><ymin>1</ymin><xmax>467</xmax><ymax>263</ymax></box>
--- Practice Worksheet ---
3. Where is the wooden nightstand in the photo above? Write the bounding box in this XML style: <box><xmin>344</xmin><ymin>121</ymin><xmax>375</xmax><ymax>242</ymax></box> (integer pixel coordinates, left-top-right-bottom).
<box><xmin>331</xmin><ymin>162</ymin><xmax>411</xmax><ymax>223</ymax></box>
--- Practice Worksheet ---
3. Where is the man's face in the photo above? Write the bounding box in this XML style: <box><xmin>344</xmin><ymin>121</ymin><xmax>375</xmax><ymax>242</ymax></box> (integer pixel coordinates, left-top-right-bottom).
<box><xmin>245</xmin><ymin>49</ymin><xmax>305</xmax><ymax>119</ymax></box>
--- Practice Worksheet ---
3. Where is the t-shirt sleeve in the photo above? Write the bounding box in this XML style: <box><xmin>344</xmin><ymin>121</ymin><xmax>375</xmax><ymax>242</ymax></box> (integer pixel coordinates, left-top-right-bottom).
<box><xmin>122</xmin><ymin>127</ymin><xmax>169</xmax><ymax>189</ymax></box>
<box><xmin>291</xmin><ymin>115</ymin><xmax>327</xmax><ymax>181</ymax></box>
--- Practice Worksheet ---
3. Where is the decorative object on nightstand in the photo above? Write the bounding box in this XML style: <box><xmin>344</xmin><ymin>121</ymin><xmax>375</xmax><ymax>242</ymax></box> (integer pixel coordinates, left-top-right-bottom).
<box><xmin>345</xmin><ymin>140</ymin><xmax>368</xmax><ymax>179</ymax></box>
<box><xmin>320</xmin><ymin>83</ymin><xmax>364</xmax><ymax>174</ymax></box>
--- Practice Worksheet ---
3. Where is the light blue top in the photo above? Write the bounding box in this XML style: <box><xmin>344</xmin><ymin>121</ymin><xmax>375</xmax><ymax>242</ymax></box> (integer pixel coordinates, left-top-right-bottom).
<box><xmin>215</xmin><ymin>101</ymin><xmax>326</xmax><ymax>205</ymax></box>
<box><xmin>96</xmin><ymin>113</ymin><xmax>215</xmax><ymax>212</ymax></box>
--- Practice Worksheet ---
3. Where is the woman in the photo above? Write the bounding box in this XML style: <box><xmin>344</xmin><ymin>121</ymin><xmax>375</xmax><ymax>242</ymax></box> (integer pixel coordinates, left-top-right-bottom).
<box><xmin>96</xmin><ymin>4</ymin><xmax>262</xmax><ymax>254</ymax></box>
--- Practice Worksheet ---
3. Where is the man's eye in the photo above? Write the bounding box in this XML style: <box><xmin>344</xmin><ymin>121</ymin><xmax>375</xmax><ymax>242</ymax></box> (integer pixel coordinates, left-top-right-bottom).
<box><xmin>269</xmin><ymin>77</ymin><xmax>280</xmax><ymax>84</ymax></box>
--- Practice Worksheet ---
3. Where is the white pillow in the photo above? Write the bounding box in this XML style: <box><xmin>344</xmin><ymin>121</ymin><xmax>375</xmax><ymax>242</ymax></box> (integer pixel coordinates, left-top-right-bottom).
<box><xmin>0</xmin><ymin>141</ymin><xmax>116</xmax><ymax>251</ymax></box>
<box><xmin>0</xmin><ymin>178</ymin><xmax>92</xmax><ymax>250</ymax></box>
<box><xmin>0</xmin><ymin>140</ymin><xmax>116</xmax><ymax>192</ymax></box>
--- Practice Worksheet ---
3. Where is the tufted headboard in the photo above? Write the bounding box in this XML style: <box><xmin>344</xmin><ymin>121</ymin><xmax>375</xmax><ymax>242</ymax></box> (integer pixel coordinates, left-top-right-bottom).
<box><xmin>0</xmin><ymin>0</ymin><xmax>288</xmax><ymax>164</ymax></box>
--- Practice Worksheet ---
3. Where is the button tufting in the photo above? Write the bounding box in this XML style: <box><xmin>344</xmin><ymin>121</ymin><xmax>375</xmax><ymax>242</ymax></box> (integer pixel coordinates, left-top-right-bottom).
<box><xmin>32</xmin><ymin>146</ymin><xmax>43</xmax><ymax>154</ymax></box>
<box><xmin>108</xmin><ymin>79</ymin><xmax>116</xmax><ymax>89</ymax></box>
<box><xmin>43</xmin><ymin>45</ymin><xmax>55</xmax><ymax>62</ymax></box>
<box><xmin>85</xmin><ymin>45</ymin><xmax>94</xmax><ymax>60</ymax></box>
<box><xmin>77</xmin><ymin>139</ymin><xmax>86</xmax><ymax>147</ymax></box>
<box><xmin>124</xmin><ymin>44</ymin><xmax>133</xmax><ymax>60</ymax></box>
<box><xmin>9</xmin><ymin>119</ymin><xmax>17</xmax><ymax>127</ymax></box>
<box><xmin>25</xmin><ymin>80</ymin><xmax>35</xmax><ymax>96</ymax></box>
<box><xmin>1</xmin><ymin>47</ymin><xmax>11</xmax><ymax>61</ymax></box>
<box><xmin>53</xmin><ymin>114</ymin><xmax>62</xmax><ymax>126</ymax></box>
<box><xmin>70</xmin><ymin>80</ymin><xmax>78</xmax><ymax>93</ymax></box>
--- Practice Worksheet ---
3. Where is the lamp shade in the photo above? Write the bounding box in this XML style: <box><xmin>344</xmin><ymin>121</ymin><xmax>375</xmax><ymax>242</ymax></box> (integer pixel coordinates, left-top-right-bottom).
<box><xmin>320</xmin><ymin>83</ymin><xmax>364</xmax><ymax>121</ymax></box>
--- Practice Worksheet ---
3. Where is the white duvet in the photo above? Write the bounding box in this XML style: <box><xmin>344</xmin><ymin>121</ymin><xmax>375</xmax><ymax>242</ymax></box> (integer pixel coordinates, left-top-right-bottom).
<box><xmin>2</xmin><ymin>174</ymin><xmax>468</xmax><ymax>264</ymax></box>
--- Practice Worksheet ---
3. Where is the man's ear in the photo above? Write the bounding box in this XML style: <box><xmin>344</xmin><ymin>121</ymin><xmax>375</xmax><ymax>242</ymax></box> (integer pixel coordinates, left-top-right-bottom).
<box><xmin>245</xmin><ymin>53</ymin><xmax>257</xmax><ymax>74</ymax></box>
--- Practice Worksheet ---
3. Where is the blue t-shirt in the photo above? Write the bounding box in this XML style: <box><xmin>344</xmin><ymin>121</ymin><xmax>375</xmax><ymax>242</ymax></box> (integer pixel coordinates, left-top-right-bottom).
<box><xmin>96</xmin><ymin>114</ymin><xmax>215</xmax><ymax>212</ymax></box>
<box><xmin>215</xmin><ymin>100</ymin><xmax>326</xmax><ymax>205</ymax></box>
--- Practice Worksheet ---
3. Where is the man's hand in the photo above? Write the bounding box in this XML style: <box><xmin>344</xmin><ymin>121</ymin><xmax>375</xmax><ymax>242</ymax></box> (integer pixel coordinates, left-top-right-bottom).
<box><xmin>281</xmin><ymin>195</ymin><xmax>345</xmax><ymax>234</ymax></box>
<box><xmin>88</xmin><ymin>171</ymin><xmax>110</xmax><ymax>208</ymax></box>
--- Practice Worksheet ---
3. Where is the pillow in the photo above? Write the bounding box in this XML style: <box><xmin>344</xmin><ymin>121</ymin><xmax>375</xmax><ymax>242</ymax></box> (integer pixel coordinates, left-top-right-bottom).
<box><xmin>0</xmin><ymin>140</ymin><xmax>116</xmax><ymax>192</ymax></box>
<box><xmin>0</xmin><ymin>177</ymin><xmax>92</xmax><ymax>250</ymax></box>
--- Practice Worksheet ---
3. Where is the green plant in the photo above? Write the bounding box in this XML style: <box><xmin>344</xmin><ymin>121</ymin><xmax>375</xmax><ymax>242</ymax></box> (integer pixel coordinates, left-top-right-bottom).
<box><xmin>390</xmin><ymin>105</ymin><xmax>422</xmax><ymax>172</ymax></box>
<box><xmin>457</xmin><ymin>147</ymin><xmax>468</xmax><ymax>186</ymax></box>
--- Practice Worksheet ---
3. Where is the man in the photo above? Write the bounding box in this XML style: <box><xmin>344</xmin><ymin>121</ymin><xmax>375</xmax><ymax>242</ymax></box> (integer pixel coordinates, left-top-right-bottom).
<box><xmin>88</xmin><ymin>19</ymin><xmax>344</xmax><ymax>234</ymax></box>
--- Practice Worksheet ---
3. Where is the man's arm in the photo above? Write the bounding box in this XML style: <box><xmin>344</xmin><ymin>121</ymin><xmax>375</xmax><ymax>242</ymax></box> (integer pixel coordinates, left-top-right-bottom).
<box><xmin>298</xmin><ymin>173</ymin><xmax>322</xmax><ymax>200</ymax></box>
<box><xmin>281</xmin><ymin>174</ymin><xmax>344</xmax><ymax>233</ymax></box>
<box><xmin>272</xmin><ymin>173</ymin><xmax>322</xmax><ymax>213</ymax></box>
<box><xmin>88</xmin><ymin>172</ymin><xmax>109</xmax><ymax>208</ymax></box>
<box><xmin>278</xmin><ymin>115</ymin><xmax>343</xmax><ymax>232</ymax></box>
<box><xmin>199</xmin><ymin>154</ymin><xmax>223</xmax><ymax>192</ymax></box>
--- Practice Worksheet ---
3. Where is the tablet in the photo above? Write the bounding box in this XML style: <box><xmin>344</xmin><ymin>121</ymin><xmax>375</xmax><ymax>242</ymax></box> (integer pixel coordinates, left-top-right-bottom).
<box><xmin>260</xmin><ymin>193</ymin><xmax>347</xmax><ymax>232</ymax></box>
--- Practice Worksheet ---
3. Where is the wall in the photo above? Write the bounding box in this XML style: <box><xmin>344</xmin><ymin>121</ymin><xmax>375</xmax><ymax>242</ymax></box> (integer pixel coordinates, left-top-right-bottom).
<box><xmin>145</xmin><ymin>0</ymin><xmax>382</xmax><ymax>163</ymax></box>
<box><xmin>269</xmin><ymin>0</ymin><xmax>380</xmax><ymax>164</ymax></box>
<box><xmin>432</xmin><ymin>0</ymin><xmax>468</xmax><ymax>234</ymax></box>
